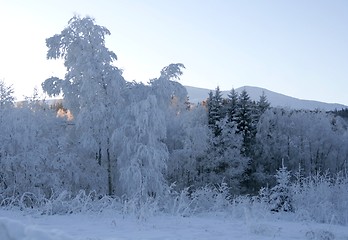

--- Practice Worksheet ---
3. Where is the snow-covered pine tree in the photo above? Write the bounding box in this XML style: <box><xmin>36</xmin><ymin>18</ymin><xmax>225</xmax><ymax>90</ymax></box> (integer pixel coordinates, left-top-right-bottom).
<box><xmin>269</xmin><ymin>160</ymin><xmax>293</xmax><ymax>212</ymax></box>
<box><xmin>0</xmin><ymin>80</ymin><xmax>14</xmax><ymax>108</ymax></box>
<box><xmin>235</xmin><ymin>89</ymin><xmax>255</xmax><ymax>156</ymax></box>
<box><xmin>207</xmin><ymin>90</ymin><xmax>214</xmax><ymax>126</ymax></box>
<box><xmin>205</xmin><ymin>118</ymin><xmax>249</xmax><ymax>193</ymax></box>
<box><xmin>226</xmin><ymin>88</ymin><xmax>238</xmax><ymax>124</ymax></box>
<box><xmin>207</xmin><ymin>86</ymin><xmax>224</xmax><ymax>137</ymax></box>
<box><xmin>257</xmin><ymin>91</ymin><xmax>270</xmax><ymax>115</ymax></box>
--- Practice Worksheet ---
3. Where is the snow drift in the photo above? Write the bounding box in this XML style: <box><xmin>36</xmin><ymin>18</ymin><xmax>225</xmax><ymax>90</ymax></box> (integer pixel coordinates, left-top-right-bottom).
<box><xmin>0</xmin><ymin>217</ymin><xmax>71</xmax><ymax>240</ymax></box>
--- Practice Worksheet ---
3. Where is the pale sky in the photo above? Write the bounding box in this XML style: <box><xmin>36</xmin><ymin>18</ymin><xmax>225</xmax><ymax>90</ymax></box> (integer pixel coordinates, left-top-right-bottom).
<box><xmin>0</xmin><ymin>0</ymin><xmax>347</xmax><ymax>105</ymax></box>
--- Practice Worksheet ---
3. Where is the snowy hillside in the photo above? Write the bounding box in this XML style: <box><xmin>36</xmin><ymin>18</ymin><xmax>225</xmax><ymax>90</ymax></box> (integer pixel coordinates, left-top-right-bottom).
<box><xmin>186</xmin><ymin>85</ymin><xmax>348</xmax><ymax>111</ymax></box>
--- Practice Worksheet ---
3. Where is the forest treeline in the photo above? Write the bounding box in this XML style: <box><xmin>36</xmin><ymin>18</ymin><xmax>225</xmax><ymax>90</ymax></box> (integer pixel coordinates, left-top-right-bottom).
<box><xmin>0</xmin><ymin>16</ymin><xmax>347</xmax><ymax>205</ymax></box>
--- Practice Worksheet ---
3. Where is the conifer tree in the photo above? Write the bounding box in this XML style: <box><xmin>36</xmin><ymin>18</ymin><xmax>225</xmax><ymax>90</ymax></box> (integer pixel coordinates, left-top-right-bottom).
<box><xmin>207</xmin><ymin>90</ymin><xmax>214</xmax><ymax>126</ymax></box>
<box><xmin>207</xmin><ymin>86</ymin><xmax>224</xmax><ymax>136</ymax></box>
<box><xmin>226</xmin><ymin>88</ymin><xmax>239</xmax><ymax>124</ymax></box>
<box><xmin>0</xmin><ymin>80</ymin><xmax>14</xmax><ymax>109</ymax></box>
<box><xmin>269</xmin><ymin>160</ymin><xmax>293</xmax><ymax>212</ymax></box>
<box><xmin>236</xmin><ymin>89</ymin><xmax>255</xmax><ymax>156</ymax></box>
<box><xmin>256</xmin><ymin>91</ymin><xmax>270</xmax><ymax>117</ymax></box>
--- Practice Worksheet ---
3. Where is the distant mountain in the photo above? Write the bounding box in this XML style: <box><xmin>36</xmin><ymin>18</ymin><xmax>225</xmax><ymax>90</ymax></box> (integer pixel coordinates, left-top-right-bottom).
<box><xmin>185</xmin><ymin>85</ymin><xmax>347</xmax><ymax>111</ymax></box>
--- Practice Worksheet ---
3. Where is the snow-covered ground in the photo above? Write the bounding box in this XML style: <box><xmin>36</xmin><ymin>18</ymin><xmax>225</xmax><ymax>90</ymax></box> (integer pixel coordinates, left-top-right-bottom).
<box><xmin>1</xmin><ymin>209</ymin><xmax>348</xmax><ymax>240</ymax></box>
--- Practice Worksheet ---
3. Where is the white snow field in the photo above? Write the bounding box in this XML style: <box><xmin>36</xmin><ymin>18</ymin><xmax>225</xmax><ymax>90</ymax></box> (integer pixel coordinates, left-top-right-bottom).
<box><xmin>1</xmin><ymin>209</ymin><xmax>348</xmax><ymax>240</ymax></box>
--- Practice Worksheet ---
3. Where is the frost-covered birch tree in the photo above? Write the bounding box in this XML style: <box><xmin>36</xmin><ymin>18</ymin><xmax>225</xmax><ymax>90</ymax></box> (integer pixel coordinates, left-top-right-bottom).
<box><xmin>149</xmin><ymin>63</ymin><xmax>188</xmax><ymax>113</ymax></box>
<box><xmin>113</xmin><ymin>95</ymin><xmax>168</xmax><ymax>199</ymax></box>
<box><xmin>42</xmin><ymin>16</ymin><xmax>125</xmax><ymax>195</ymax></box>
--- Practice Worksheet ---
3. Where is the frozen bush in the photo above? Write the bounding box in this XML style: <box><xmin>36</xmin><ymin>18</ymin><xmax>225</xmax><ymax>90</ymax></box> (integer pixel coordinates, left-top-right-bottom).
<box><xmin>292</xmin><ymin>172</ymin><xmax>348</xmax><ymax>225</ymax></box>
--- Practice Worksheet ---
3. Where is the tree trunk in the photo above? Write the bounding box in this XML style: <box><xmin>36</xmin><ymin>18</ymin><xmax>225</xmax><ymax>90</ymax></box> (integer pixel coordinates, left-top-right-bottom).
<box><xmin>107</xmin><ymin>145</ymin><xmax>112</xmax><ymax>196</ymax></box>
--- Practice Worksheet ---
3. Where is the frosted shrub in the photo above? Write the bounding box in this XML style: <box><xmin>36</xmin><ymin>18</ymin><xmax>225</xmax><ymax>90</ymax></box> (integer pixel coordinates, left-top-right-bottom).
<box><xmin>292</xmin><ymin>172</ymin><xmax>348</xmax><ymax>225</ymax></box>
<box><xmin>229</xmin><ymin>193</ymin><xmax>272</xmax><ymax>222</ymax></box>
<box><xmin>42</xmin><ymin>190</ymin><xmax>121</xmax><ymax>215</ymax></box>
<box><xmin>121</xmin><ymin>194</ymin><xmax>159</xmax><ymax>221</ymax></box>
<box><xmin>19</xmin><ymin>192</ymin><xmax>43</xmax><ymax>210</ymax></box>
<box><xmin>212</xmin><ymin>182</ymin><xmax>231</xmax><ymax>211</ymax></box>
<box><xmin>48</xmin><ymin>190</ymin><xmax>121</xmax><ymax>214</ymax></box>
<box><xmin>191</xmin><ymin>186</ymin><xmax>218</xmax><ymax>212</ymax></box>
<box><xmin>0</xmin><ymin>194</ymin><xmax>18</xmax><ymax>209</ymax></box>
<box><xmin>0</xmin><ymin>190</ymin><xmax>121</xmax><ymax>215</ymax></box>
<box><xmin>189</xmin><ymin>182</ymin><xmax>232</xmax><ymax>214</ymax></box>
<box><xmin>0</xmin><ymin>191</ymin><xmax>48</xmax><ymax>212</ymax></box>
<box><xmin>42</xmin><ymin>190</ymin><xmax>71</xmax><ymax>215</ymax></box>
<box><xmin>165</xmin><ymin>185</ymin><xmax>194</xmax><ymax>217</ymax></box>
<box><xmin>230</xmin><ymin>195</ymin><xmax>253</xmax><ymax>219</ymax></box>
<box><xmin>66</xmin><ymin>190</ymin><xmax>96</xmax><ymax>213</ymax></box>
<box><xmin>162</xmin><ymin>181</ymin><xmax>232</xmax><ymax>216</ymax></box>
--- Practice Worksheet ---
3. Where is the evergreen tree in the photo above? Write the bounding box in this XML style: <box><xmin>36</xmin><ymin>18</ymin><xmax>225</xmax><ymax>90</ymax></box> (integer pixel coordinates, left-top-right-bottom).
<box><xmin>236</xmin><ymin>89</ymin><xmax>255</xmax><ymax>156</ymax></box>
<box><xmin>207</xmin><ymin>86</ymin><xmax>224</xmax><ymax>136</ymax></box>
<box><xmin>226</xmin><ymin>88</ymin><xmax>239</xmax><ymax>124</ymax></box>
<box><xmin>207</xmin><ymin>90</ymin><xmax>214</xmax><ymax>126</ymax></box>
<box><xmin>256</xmin><ymin>91</ymin><xmax>270</xmax><ymax>120</ymax></box>
<box><xmin>269</xmin><ymin>160</ymin><xmax>293</xmax><ymax>212</ymax></box>
<box><xmin>0</xmin><ymin>80</ymin><xmax>14</xmax><ymax>109</ymax></box>
<box><xmin>208</xmin><ymin>118</ymin><xmax>249</xmax><ymax>193</ymax></box>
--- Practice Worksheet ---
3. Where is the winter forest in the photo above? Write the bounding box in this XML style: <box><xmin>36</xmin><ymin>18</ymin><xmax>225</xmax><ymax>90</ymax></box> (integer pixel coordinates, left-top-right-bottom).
<box><xmin>1</xmin><ymin>16</ymin><xmax>348</xmax><ymax>233</ymax></box>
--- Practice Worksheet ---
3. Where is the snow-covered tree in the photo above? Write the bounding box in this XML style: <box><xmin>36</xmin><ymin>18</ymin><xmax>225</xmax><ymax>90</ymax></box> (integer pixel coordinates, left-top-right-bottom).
<box><xmin>167</xmin><ymin>104</ymin><xmax>211</xmax><ymax>190</ymax></box>
<box><xmin>226</xmin><ymin>88</ymin><xmax>239</xmax><ymax>124</ymax></box>
<box><xmin>255</xmin><ymin>108</ymin><xmax>348</xmax><ymax>183</ymax></box>
<box><xmin>112</xmin><ymin>95</ymin><xmax>169</xmax><ymax>199</ymax></box>
<box><xmin>207</xmin><ymin>90</ymin><xmax>214</xmax><ymax>123</ymax></box>
<box><xmin>42</xmin><ymin>15</ymin><xmax>125</xmax><ymax>114</ymax></box>
<box><xmin>236</xmin><ymin>89</ymin><xmax>255</xmax><ymax>156</ymax></box>
<box><xmin>269</xmin><ymin>161</ymin><xmax>293</xmax><ymax>212</ymax></box>
<box><xmin>257</xmin><ymin>91</ymin><xmax>270</xmax><ymax>115</ymax></box>
<box><xmin>203</xmin><ymin>118</ymin><xmax>249</xmax><ymax>193</ymax></box>
<box><xmin>159</xmin><ymin>63</ymin><xmax>185</xmax><ymax>81</ymax></box>
<box><xmin>42</xmin><ymin>15</ymin><xmax>126</xmax><ymax>195</ymax></box>
<box><xmin>207</xmin><ymin>86</ymin><xmax>224</xmax><ymax>136</ymax></box>
<box><xmin>149</xmin><ymin>64</ymin><xmax>194</xmax><ymax>189</ymax></box>
<box><xmin>0</xmin><ymin>80</ymin><xmax>14</xmax><ymax>108</ymax></box>
<box><xmin>150</xmin><ymin>63</ymin><xmax>187</xmax><ymax>113</ymax></box>
<box><xmin>0</xmin><ymin>103</ymin><xmax>76</xmax><ymax>198</ymax></box>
